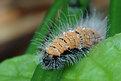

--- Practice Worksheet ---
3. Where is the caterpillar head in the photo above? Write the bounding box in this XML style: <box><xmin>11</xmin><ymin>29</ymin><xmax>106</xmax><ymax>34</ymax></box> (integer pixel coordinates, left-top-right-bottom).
<box><xmin>42</xmin><ymin>52</ymin><xmax>66</xmax><ymax>70</ymax></box>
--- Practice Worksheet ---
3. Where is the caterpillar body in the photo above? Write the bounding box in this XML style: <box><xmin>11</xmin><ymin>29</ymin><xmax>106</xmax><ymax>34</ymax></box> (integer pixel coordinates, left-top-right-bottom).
<box><xmin>43</xmin><ymin>26</ymin><xmax>100</xmax><ymax>70</ymax></box>
<box><xmin>37</xmin><ymin>9</ymin><xmax>107</xmax><ymax>70</ymax></box>
<box><xmin>46</xmin><ymin>27</ymin><xmax>99</xmax><ymax>56</ymax></box>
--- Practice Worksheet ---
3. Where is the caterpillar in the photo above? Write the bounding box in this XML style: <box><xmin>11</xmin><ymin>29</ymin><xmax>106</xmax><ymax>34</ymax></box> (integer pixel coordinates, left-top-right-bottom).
<box><xmin>43</xmin><ymin>26</ymin><xmax>100</xmax><ymax>70</ymax></box>
<box><xmin>36</xmin><ymin>8</ymin><xmax>107</xmax><ymax>70</ymax></box>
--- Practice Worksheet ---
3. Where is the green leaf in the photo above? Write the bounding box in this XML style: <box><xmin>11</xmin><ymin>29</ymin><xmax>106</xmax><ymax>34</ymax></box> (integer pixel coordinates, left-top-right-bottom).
<box><xmin>0</xmin><ymin>54</ymin><xmax>40</xmax><ymax>81</ymax></box>
<box><xmin>60</xmin><ymin>33</ymin><xmax>121</xmax><ymax>81</ymax></box>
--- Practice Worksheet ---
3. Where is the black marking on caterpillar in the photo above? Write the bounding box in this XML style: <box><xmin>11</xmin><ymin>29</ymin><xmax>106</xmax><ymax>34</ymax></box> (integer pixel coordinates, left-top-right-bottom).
<box><xmin>42</xmin><ymin>48</ymin><xmax>88</xmax><ymax>70</ymax></box>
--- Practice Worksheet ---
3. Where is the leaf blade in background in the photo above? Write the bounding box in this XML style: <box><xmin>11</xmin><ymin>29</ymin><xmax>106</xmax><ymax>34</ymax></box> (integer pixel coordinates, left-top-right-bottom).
<box><xmin>107</xmin><ymin>0</ymin><xmax>121</xmax><ymax>37</ymax></box>
<box><xmin>25</xmin><ymin>0</ymin><xmax>69</xmax><ymax>54</ymax></box>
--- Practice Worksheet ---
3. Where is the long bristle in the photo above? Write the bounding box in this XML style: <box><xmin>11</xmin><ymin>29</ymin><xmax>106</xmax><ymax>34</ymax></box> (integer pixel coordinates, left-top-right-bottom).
<box><xmin>80</xmin><ymin>9</ymin><xmax>107</xmax><ymax>41</ymax></box>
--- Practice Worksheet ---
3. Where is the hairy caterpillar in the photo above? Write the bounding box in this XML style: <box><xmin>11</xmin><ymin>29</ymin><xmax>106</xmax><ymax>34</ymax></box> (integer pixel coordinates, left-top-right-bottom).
<box><xmin>35</xmin><ymin>8</ymin><xmax>107</xmax><ymax>70</ymax></box>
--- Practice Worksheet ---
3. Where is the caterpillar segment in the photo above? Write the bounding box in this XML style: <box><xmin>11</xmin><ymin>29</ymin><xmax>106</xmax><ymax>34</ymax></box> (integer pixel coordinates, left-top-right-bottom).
<box><xmin>46</xmin><ymin>28</ymin><xmax>99</xmax><ymax>56</ymax></box>
<box><xmin>74</xmin><ymin>28</ymin><xmax>99</xmax><ymax>48</ymax></box>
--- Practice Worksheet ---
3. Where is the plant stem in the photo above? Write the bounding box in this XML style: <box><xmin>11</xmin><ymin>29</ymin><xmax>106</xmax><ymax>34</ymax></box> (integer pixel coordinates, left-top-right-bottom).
<box><xmin>107</xmin><ymin>0</ymin><xmax>121</xmax><ymax>37</ymax></box>
<box><xmin>25</xmin><ymin>0</ymin><xmax>69</xmax><ymax>54</ymax></box>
